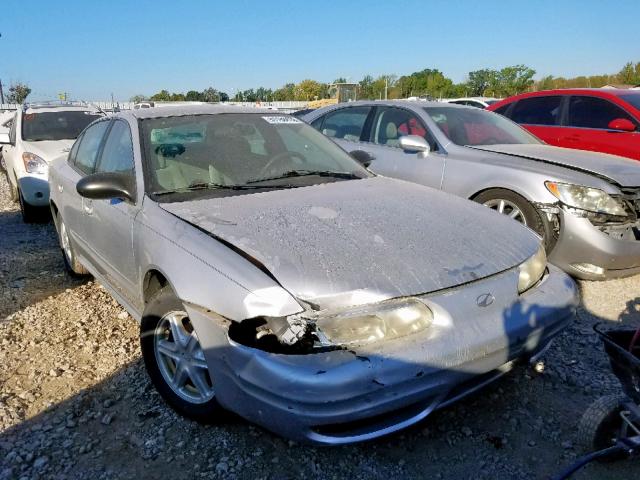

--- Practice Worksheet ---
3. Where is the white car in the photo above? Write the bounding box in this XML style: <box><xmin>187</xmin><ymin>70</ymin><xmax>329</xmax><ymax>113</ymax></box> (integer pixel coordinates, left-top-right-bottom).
<box><xmin>0</xmin><ymin>102</ymin><xmax>103</xmax><ymax>221</ymax></box>
<box><xmin>441</xmin><ymin>97</ymin><xmax>500</xmax><ymax>109</ymax></box>
<box><xmin>0</xmin><ymin>111</ymin><xmax>14</xmax><ymax>172</ymax></box>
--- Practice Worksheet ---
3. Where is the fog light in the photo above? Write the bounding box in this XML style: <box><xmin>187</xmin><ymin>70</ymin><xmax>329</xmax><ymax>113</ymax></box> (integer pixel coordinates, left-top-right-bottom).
<box><xmin>571</xmin><ymin>263</ymin><xmax>605</xmax><ymax>276</ymax></box>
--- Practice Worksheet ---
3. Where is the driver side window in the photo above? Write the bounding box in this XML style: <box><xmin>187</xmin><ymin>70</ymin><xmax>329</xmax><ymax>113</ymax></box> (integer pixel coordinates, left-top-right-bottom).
<box><xmin>372</xmin><ymin>107</ymin><xmax>436</xmax><ymax>150</ymax></box>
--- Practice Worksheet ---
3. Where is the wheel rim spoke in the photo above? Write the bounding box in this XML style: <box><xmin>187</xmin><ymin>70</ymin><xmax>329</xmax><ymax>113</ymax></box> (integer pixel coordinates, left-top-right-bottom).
<box><xmin>189</xmin><ymin>369</ymin><xmax>212</xmax><ymax>398</ymax></box>
<box><xmin>156</xmin><ymin>339</ymin><xmax>181</xmax><ymax>362</ymax></box>
<box><xmin>483</xmin><ymin>198</ymin><xmax>528</xmax><ymax>227</ymax></box>
<box><xmin>167</xmin><ymin>313</ymin><xmax>191</xmax><ymax>348</ymax></box>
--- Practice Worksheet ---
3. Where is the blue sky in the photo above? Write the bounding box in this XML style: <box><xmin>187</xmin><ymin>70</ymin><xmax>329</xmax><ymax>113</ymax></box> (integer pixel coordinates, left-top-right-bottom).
<box><xmin>1</xmin><ymin>0</ymin><xmax>638</xmax><ymax>101</ymax></box>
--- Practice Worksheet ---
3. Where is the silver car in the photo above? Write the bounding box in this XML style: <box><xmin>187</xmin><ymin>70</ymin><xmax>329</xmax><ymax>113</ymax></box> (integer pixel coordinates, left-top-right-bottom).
<box><xmin>48</xmin><ymin>105</ymin><xmax>577</xmax><ymax>444</ymax></box>
<box><xmin>304</xmin><ymin>101</ymin><xmax>640</xmax><ymax>280</ymax></box>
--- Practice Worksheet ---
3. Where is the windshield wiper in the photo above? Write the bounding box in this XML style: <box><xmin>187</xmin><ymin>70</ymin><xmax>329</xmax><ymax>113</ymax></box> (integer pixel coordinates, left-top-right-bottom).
<box><xmin>151</xmin><ymin>182</ymin><xmax>290</xmax><ymax>196</ymax></box>
<box><xmin>246</xmin><ymin>170</ymin><xmax>361</xmax><ymax>184</ymax></box>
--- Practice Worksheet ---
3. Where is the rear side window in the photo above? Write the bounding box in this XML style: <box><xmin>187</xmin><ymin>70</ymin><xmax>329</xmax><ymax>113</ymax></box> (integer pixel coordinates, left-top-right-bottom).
<box><xmin>510</xmin><ymin>96</ymin><xmax>562</xmax><ymax>126</ymax></box>
<box><xmin>320</xmin><ymin>107</ymin><xmax>371</xmax><ymax>141</ymax></box>
<box><xmin>567</xmin><ymin>96</ymin><xmax>636</xmax><ymax>129</ymax></box>
<box><xmin>492</xmin><ymin>104</ymin><xmax>510</xmax><ymax>116</ymax></box>
<box><xmin>74</xmin><ymin>121</ymin><xmax>109</xmax><ymax>175</ymax></box>
<box><xmin>68</xmin><ymin>133</ymin><xmax>83</xmax><ymax>164</ymax></box>
<box><xmin>96</xmin><ymin>120</ymin><xmax>135</xmax><ymax>174</ymax></box>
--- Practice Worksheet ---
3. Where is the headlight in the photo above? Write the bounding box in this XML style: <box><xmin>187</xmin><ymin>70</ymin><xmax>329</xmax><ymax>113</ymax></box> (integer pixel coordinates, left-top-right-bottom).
<box><xmin>545</xmin><ymin>181</ymin><xmax>627</xmax><ymax>217</ymax></box>
<box><xmin>22</xmin><ymin>152</ymin><xmax>48</xmax><ymax>174</ymax></box>
<box><xmin>518</xmin><ymin>244</ymin><xmax>547</xmax><ymax>293</ymax></box>
<box><xmin>316</xmin><ymin>298</ymin><xmax>433</xmax><ymax>346</ymax></box>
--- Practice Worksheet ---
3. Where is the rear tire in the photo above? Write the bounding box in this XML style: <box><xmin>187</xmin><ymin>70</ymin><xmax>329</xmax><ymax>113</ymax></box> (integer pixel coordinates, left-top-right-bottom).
<box><xmin>140</xmin><ymin>286</ymin><xmax>223</xmax><ymax>423</ymax></box>
<box><xmin>56</xmin><ymin>213</ymin><xmax>89</xmax><ymax>276</ymax></box>
<box><xmin>578</xmin><ymin>394</ymin><xmax>629</xmax><ymax>457</ymax></box>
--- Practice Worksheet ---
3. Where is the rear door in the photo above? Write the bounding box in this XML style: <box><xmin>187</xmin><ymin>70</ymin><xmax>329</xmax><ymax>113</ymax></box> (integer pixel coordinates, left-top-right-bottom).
<box><xmin>562</xmin><ymin>95</ymin><xmax>640</xmax><ymax>160</ymax></box>
<box><xmin>81</xmin><ymin>119</ymin><xmax>140</xmax><ymax>308</ymax></box>
<box><xmin>54</xmin><ymin>119</ymin><xmax>110</xmax><ymax>258</ymax></box>
<box><xmin>507</xmin><ymin>95</ymin><xmax>564</xmax><ymax>144</ymax></box>
<box><xmin>314</xmin><ymin>106</ymin><xmax>373</xmax><ymax>153</ymax></box>
<box><xmin>363</xmin><ymin>106</ymin><xmax>444</xmax><ymax>188</ymax></box>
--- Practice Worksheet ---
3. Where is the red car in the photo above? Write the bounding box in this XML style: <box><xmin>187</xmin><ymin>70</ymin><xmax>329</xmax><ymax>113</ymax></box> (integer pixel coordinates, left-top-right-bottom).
<box><xmin>488</xmin><ymin>89</ymin><xmax>640</xmax><ymax>160</ymax></box>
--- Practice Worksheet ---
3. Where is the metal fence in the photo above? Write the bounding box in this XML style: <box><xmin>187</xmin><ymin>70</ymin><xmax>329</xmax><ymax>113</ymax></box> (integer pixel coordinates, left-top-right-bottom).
<box><xmin>1</xmin><ymin>100</ymin><xmax>309</xmax><ymax>112</ymax></box>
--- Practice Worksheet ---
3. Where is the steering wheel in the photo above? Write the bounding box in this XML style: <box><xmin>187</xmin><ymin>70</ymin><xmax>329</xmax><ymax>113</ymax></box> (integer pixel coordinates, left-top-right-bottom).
<box><xmin>257</xmin><ymin>151</ymin><xmax>306</xmax><ymax>177</ymax></box>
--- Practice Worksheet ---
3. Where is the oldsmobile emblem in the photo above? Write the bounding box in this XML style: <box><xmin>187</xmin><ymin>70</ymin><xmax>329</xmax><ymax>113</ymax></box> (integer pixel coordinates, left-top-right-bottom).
<box><xmin>476</xmin><ymin>293</ymin><xmax>495</xmax><ymax>307</ymax></box>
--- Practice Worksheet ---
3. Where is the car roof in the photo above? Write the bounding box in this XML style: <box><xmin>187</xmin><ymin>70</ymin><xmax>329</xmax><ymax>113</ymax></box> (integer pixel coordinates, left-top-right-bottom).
<box><xmin>24</xmin><ymin>105</ymin><xmax>102</xmax><ymax>114</ymax></box>
<box><xmin>504</xmin><ymin>88</ymin><xmax>640</xmax><ymax>99</ymax></box>
<box><xmin>118</xmin><ymin>104</ymin><xmax>287</xmax><ymax>120</ymax></box>
<box><xmin>314</xmin><ymin>100</ymin><xmax>470</xmax><ymax>111</ymax></box>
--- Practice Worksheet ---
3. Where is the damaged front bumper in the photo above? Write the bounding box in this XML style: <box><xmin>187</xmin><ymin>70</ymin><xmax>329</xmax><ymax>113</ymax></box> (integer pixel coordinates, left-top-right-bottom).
<box><xmin>548</xmin><ymin>209</ymin><xmax>640</xmax><ymax>280</ymax></box>
<box><xmin>186</xmin><ymin>265</ymin><xmax>577</xmax><ymax>445</ymax></box>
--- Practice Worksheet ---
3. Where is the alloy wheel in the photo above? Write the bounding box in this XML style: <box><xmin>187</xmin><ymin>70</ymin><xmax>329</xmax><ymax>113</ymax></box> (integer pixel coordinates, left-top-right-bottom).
<box><xmin>154</xmin><ymin>311</ymin><xmax>215</xmax><ymax>404</ymax></box>
<box><xmin>483</xmin><ymin>198</ymin><xmax>528</xmax><ymax>226</ymax></box>
<box><xmin>59</xmin><ymin>220</ymin><xmax>73</xmax><ymax>265</ymax></box>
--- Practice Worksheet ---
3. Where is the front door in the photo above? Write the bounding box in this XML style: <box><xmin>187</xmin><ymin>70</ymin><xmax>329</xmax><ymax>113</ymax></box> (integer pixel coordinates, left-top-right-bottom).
<box><xmin>560</xmin><ymin>95</ymin><xmax>640</xmax><ymax>160</ymax></box>
<box><xmin>364</xmin><ymin>106</ymin><xmax>445</xmax><ymax>189</ymax></box>
<box><xmin>82</xmin><ymin>119</ymin><xmax>140</xmax><ymax>309</ymax></box>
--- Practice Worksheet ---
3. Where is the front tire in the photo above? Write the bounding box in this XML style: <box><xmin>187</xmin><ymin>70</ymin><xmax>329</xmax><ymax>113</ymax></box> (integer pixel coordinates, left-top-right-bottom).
<box><xmin>141</xmin><ymin>286</ymin><xmax>222</xmax><ymax>422</ymax></box>
<box><xmin>474</xmin><ymin>189</ymin><xmax>551</xmax><ymax>247</ymax></box>
<box><xmin>18</xmin><ymin>187</ymin><xmax>41</xmax><ymax>223</ymax></box>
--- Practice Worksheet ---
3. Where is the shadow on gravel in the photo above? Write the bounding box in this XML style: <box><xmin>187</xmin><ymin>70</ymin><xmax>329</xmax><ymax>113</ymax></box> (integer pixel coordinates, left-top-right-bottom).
<box><xmin>0</xmin><ymin>209</ymin><xmax>88</xmax><ymax>319</ymax></box>
<box><xmin>4</xmin><ymin>286</ymin><xmax>630</xmax><ymax>480</ymax></box>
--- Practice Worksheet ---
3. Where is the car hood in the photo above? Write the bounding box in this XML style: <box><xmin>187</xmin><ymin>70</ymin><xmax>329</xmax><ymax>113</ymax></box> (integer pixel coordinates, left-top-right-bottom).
<box><xmin>22</xmin><ymin>140</ymin><xmax>74</xmax><ymax>162</ymax></box>
<box><xmin>472</xmin><ymin>144</ymin><xmax>640</xmax><ymax>187</ymax></box>
<box><xmin>161</xmin><ymin>177</ymin><xmax>540</xmax><ymax>309</ymax></box>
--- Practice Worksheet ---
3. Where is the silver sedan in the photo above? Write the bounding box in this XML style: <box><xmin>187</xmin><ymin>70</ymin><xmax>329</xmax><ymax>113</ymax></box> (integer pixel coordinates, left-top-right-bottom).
<box><xmin>304</xmin><ymin>101</ymin><xmax>640</xmax><ymax>280</ymax></box>
<box><xmin>48</xmin><ymin>105</ymin><xmax>577</xmax><ymax>444</ymax></box>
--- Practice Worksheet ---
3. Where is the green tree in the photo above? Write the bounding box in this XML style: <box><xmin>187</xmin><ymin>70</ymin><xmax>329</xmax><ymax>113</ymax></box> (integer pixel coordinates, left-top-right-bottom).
<box><xmin>333</xmin><ymin>77</ymin><xmax>347</xmax><ymax>83</ymax></box>
<box><xmin>294</xmin><ymin>79</ymin><xmax>325</xmax><ymax>100</ymax></box>
<box><xmin>185</xmin><ymin>90</ymin><xmax>202</xmax><ymax>101</ymax></box>
<box><xmin>493</xmin><ymin>65</ymin><xmax>535</xmax><ymax>96</ymax></box>
<box><xmin>6</xmin><ymin>83</ymin><xmax>31</xmax><ymax>104</ymax></box>
<box><xmin>536</xmin><ymin>75</ymin><xmax>555</xmax><ymax>91</ymax></box>
<box><xmin>358</xmin><ymin>75</ymin><xmax>375</xmax><ymax>99</ymax></box>
<box><xmin>130</xmin><ymin>94</ymin><xmax>148</xmax><ymax>103</ymax></box>
<box><xmin>150</xmin><ymin>89</ymin><xmax>171</xmax><ymax>101</ymax></box>
<box><xmin>617</xmin><ymin>62</ymin><xmax>640</xmax><ymax>85</ymax></box>
<box><xmin>201</xmin><ymin>87</ymin><xmax>219</xmax><ymax>102</ymax></box>
<box><xmin>466</xmin><ymin>69</ymin><xmax>497</xmax><ymax>96</ymax></box>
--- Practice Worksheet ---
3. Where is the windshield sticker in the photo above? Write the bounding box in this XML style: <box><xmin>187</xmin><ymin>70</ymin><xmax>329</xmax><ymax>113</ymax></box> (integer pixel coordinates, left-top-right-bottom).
<box><xmin>262</xmin><ymin>116</ymin><xmax>302</xmax><ymax>125</ymax></box>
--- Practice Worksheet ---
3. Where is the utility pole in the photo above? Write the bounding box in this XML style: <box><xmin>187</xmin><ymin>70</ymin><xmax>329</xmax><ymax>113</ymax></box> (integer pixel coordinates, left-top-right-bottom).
<box><xmin>384</xmin><ymin>77</ymin><xmax>388</xmax><ymax>100</ymax></box>
<box><xmin>0</xmin><ymin>78</ymin><xmax>5</xmax><ymax>105</ymax></box>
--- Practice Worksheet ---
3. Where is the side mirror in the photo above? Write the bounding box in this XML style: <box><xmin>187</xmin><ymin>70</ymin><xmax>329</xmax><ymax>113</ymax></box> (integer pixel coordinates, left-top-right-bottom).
<box><xmin>77</xmin><ymin>172</ymin><xmax>135</xmax><ymax>202</ymax></box>
<box><xmin>608</xmin><ymin>118</ymin><xmax>636</xmax><ymax>132</ymax></box>
<box><xmin>0</xmin><ymin>132</ymin><xmax>11</xmax><ymax>145</ymax></box>
<box><xmin>399</xmin><ymin>135</ymin><xmax>431</xmax><ymax>156</ymax></box>
<box><xmin>350</xmin><ymin>149</ymin><xmax>374</xmax><ymax>168</ymax></box>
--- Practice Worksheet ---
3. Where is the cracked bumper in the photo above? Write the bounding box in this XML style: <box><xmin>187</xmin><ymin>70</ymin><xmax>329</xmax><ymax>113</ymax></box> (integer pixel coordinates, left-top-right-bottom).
<box><xmin>188</xmin><ymin>266</ymin><xmax>577</xmax><ymax>444</ymax></box>
<box><xmin>548</xmin><ymin>210</ymin><xmax>640</xmax><ymax>280</ymax></box>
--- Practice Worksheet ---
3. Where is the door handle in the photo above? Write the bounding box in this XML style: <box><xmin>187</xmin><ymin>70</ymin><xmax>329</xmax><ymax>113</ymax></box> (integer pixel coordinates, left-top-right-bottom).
<box><xmin>83</xmin><ymin>199</ymin><xmax>93</xmax><ymax>215</ymax></box>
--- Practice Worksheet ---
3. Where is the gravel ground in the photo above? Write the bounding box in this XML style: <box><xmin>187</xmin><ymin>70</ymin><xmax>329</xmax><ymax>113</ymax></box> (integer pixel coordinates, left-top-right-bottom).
<box><xmin>0</xmin><ymin>173</ymin><xmax>639</xmax><ymax>480</ymax></box>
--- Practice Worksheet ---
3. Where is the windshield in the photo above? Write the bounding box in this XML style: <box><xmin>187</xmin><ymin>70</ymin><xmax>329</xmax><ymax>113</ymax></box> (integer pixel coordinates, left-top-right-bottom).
<box><xmin>620</xmin><ymin>94</ymin><xmax>640</xmax><ymax>111</ymax></box>
<box><xmin>424</xmin><ymin>106</ymin><xmax>541</xmax><ymax>146</ymax></box>
<box><xmin>141</xmin><ymin>113</ymin><xmax>370</xmax><ymax>199</ymax></box>
<box><xmin>22</xmin><ymin>111</ymin><xmax>103</xmax><ymax>141</ymax></box>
